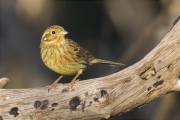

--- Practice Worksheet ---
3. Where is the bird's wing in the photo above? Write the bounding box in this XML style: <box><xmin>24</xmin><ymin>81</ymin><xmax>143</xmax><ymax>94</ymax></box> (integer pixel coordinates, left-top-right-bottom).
<box><xmin>66</xmin><ymin>39</ymin><xmax>95</xmax><ymax>64</ymax></box>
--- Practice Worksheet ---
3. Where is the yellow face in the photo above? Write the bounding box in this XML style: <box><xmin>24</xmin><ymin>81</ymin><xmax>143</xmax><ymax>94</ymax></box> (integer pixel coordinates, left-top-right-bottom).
<box><xmin>41</xmin><ymin>25</ymin><xmax>68</xmax><ymax>42</ymax></box>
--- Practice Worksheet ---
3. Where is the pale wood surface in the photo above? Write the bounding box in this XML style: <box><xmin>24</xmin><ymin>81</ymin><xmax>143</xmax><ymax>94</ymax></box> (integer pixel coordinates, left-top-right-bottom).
<box><xmin>0</xmin><ymin>19</ymin><xmax>180</xmax><ymax>120</ymax></box>
<box><xmin>0</xmin><ymin>77</ymin><xmax>9</xmax><ymax>89</ymax></box>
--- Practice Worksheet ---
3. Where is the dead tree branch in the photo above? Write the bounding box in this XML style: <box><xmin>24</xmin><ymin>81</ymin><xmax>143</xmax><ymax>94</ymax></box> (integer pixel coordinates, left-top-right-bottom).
<box><xmin>0</xmin><ymin>77</ymin><xmax>9</xmax><ymax>89</ymax></box>
<box><xmin>0</xmin><ymin>19</ymin><xmax>180</xmax><ymax>120</ymax></box>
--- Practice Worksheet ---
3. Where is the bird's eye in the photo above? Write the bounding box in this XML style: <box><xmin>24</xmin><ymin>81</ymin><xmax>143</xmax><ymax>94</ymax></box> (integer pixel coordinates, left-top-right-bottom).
<box><xmin>52</xmin><ymin>31</ymin><xmax>56</xmax><ymax>34</ymax></box>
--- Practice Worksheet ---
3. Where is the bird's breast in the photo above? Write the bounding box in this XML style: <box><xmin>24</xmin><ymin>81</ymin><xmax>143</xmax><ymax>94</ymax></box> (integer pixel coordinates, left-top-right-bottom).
<box><xmin>41</xmin><ymin>47</ymin><xmax>87</xmax><ymax>75</ymax></box>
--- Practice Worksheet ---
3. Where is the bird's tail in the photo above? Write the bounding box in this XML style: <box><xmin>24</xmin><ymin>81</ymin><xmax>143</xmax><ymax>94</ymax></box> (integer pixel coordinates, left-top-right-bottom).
<box><xmin>90</xmin><ymin>58</ymin><xmax>125</xmax><ymax>67</ymax></box>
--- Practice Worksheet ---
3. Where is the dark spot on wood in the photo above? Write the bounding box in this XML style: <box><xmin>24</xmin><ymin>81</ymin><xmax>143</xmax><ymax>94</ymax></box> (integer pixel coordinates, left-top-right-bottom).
<box><xmin>87</xmin><ymin>101</ymin><xmax>92</xmax><ymax>107</ymax></box>
<box><xmin>139</xmin><ymin>67</ymin><xmax>156</xmax><ymax>80</ymax></box>
<box><xmin>51</xmin><ymin>108</ymin><xmax>54</xmax><ymax>111</ymax></box>
<box><xmin>81</xmin><ymin>101</ymin><xmax>86</xmax><ymax>112</ymax></box>
<box><xmin>140</xmin><ymin>67</ymin><xmax>151</xmax><ymax>75</ymax></box>
<box><xmin>153</xmin><ymin>80</ymin><xmax>164</xmax><ymax>88</ymax></box>
<box><xmin>167</xmin><ymin>64</ymin><xmax>174</xmax><ymax>71</ymax></box>
<box><xmin>9</xmin><ymin>107</ymin><xmax>19</xmax><ymax>117</ymax></box>
<box><xmin>100</xmin><ymin>90</ymin><xmax>107</xmax><ymax>97</ymax></box>
<box><xmin>167</xmin><ymin>64</ymin><xmax>171</xmax><ymax>69</ymax></box>
<box><xmin>141</xmin><ymin>77</ymin><xmax>148</xmax><ymax>80</ymax></box>
<box><xmin>122</xmin><ymin>78</ymin><xmax>131</xmax><ymax>84</ymax></box>
<box><xmin>40</xmin><ymin>100</ymin><xmax>49</xmax><ymax>110</ymax></box>
<box><xmin>69</xmin><ymin>96</ymin><xmax>81</xmax><ymax>111</ymax></box>
<box><xmin>0</xmin><ymin>116</ymin><xmax>3</xmax><ymax>120</ymax></box>
<box><xmin>147</xmin><ymin>87</ymin><xmax>152</xmax><ymax>91</ymax></box>
<box><xmin>157</xmin><ymin>75</ymin><xmax>161</xmax><ymax>79</ymax></box>
<box><xmin>85</xmin><ymin>92</ymin><xmax>88</xmax><ymax>97</ymax></box>
<box><xmin>34</xmin><ymin>101</ymin><xmax>41</xmax><ymax>109</ymax></box>
<box><xmin>94</xmin><ymin>97</ymin><xmax>98</xmax><ymax>102</ymax></box>
<box><xmin>51</xmin><ymin>103</ymin><xmax>58</xmax><ymax>107</ymax></box>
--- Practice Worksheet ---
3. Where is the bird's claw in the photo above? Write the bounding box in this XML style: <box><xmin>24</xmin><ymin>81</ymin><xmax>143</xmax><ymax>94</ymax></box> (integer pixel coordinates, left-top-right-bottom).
<box><xmin>62</xmin><ymin>81</ymin><xmax>75</xmax><ymax>92</ymax></box>
<box><xmin>46</xmin><ymin>83</ymin><xmax>57</xmax><ymax>92</ymax></box>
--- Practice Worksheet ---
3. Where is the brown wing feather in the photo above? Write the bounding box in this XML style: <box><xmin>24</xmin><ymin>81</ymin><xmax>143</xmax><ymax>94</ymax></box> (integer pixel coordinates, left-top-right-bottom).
<box><xmin>66</xmin><ymin>39</ymin><xmax>95</xmax><ymax>65</ymax></box>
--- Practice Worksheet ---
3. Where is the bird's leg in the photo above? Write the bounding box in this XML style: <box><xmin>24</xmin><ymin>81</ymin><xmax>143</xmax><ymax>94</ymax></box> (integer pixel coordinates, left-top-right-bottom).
<box><xmin>69</xmin><ymin>71</ymin><xmax>82</xmax><ymax>87</ymax></box>
<box><xmin>62</xmin><ymin>70</ymin><xmax>82</xmax><ymax>92</ymax></box>
<box><xmin>46</xmin><ymin>75</ymin><xmax>63</xmax><ymax>91</ymax></box>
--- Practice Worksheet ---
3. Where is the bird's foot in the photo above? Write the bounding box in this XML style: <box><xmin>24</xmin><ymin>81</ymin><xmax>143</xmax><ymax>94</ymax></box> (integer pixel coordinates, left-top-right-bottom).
<box><xmin>46</xmin><ymin>76</ymin><xmax>63</xmax><ymax>92</ymax></box>
<box><xmin>46</xmin><ymin>82</ymin><xmax>58</xmax><ymax>92</ymax></box>
<box><xmin>62</xmin><ymin>83</ymin><xmax>73</xmax><ymax>92</ymax></box>
<box><xmin>62</xmin><ymin>79</ymin><xmax>79</xmax><ymax>92</ymax></box>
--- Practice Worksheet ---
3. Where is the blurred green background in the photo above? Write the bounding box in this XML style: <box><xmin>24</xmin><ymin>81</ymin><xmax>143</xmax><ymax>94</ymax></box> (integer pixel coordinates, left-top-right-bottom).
<box><xmin>0</xmin><ymin>0</ymin><xmax>179</xmax><ymax>120</ymax></box>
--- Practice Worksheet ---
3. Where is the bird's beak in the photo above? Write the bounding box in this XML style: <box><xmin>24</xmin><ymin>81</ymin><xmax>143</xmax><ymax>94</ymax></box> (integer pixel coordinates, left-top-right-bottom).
<box><xmin>60</xmin><ymin>30</ymin><xmax>68</xmax><ymax>35</ymax></box>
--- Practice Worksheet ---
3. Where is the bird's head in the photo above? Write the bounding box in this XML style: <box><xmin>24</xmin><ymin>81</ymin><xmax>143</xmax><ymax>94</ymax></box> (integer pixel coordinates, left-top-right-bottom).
<box><xmin>41</xmin><ymin>25</ymin><xmax>68</xmax><ymax>43</ymax></box>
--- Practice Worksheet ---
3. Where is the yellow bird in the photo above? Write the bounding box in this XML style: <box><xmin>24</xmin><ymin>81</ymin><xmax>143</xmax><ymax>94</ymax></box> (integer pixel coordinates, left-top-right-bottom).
<box><xmin>40</xmin><ymin>25</ymin><xmax>125</xmax><ymax>91</ymax></box>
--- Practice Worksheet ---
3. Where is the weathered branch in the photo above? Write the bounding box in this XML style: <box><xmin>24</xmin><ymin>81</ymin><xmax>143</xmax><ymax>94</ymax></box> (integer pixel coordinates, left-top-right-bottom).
<box><xmin>0</xmin><ymin>19</ymin><xmax>180</xmax><ymax>120</ymax></box>
<box><xmin>0</xmin><ymin>77</ymin><xmax>9</xmax><ymax>89</ymax></box>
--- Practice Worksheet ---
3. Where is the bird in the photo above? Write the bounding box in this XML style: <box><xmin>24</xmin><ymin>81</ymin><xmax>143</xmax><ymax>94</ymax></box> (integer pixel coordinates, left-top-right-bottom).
<box><xmin>40</xmin><ymin>25</ymin><xmax>125</xmax><ymax>92</ymax></box>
